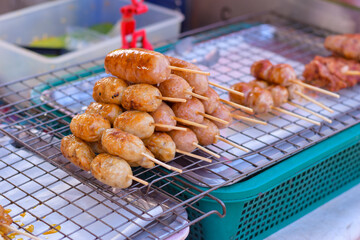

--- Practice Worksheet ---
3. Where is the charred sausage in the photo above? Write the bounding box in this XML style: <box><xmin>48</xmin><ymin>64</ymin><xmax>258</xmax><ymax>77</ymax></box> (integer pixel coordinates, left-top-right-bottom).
<box><xmin>93</xmin><ymin>77</ymin><xmax>128</xmax><ymax>105</ymax></box>
<box><xmin>86</xmin><ymin>102</ymin><xmax>122</xmax><ymax>125</ymax></box>
<box><xmin>121</xmin><ymin>84</ymin><xmax>162</xmax><ymax>112</ymax></box>
<box><xmin>70</xmin><ymin>113</ymin><xmax>111</xmax><ymax>142</ymax></box>
<box><xmin>143</xmin><ymin>132</ymin><xmax>176</xmax><ymax>162</ymax></box>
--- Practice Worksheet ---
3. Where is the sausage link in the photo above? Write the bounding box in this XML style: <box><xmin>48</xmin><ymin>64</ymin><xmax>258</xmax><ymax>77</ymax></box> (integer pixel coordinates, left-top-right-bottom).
<box><xmin>121</xmin><ymin>84</ymin><xmax>162</xmax><ymax>112</ymax></box>
<box><xmin>113</xmin><ymin>111</ymin><xmax>155</xmax><ymax>139</ymax></box>
<box><xmin>104</xmin><ymin>48</ymin><xmax>171</xmax><ymax>84</ymax></box>
<box><xmin>201</xmin><ymin>87</ymin><xmax>220</xmax><ymax>114</ymax></box>
<box><xmin>93</xmin><ymin>77</ymin><xmax>128</xmax><ymax>105</ymax></box>
<box><xmin>70</xmin><ymin>113</ymin><xmax>111</xmax><ymax>142</ymax></box>
<box><xmin>143</xmin><ymin>132</ymin><xmax>176</xmax><ymax>162</ymax></box>
<box><xmin>101</xmin><ymin>129</ymin><xmax>146</xmax><ymax>163</ymax></box>
<box><xmin>86</xmin><ymin>102</ymin><xmax>122</xmax><ymax>125</ymax></box>
<box><xmin>169</xmin><ymin>127</ymin><xmax>198</xmax><ymax>152</ymax></box>
<box><xmin>211</xmin><ymin>104</ymin><xmax>233</xmax><ymax>129</ymax></box>
<box><xmin>90</xmin><ymin>153</ymin><xmax>132</xmax><ymax>188</ymax></box>
<box><xmin>190</xmin><ymin>119</ymin><xmax>219</xmax><ymax>146</ymax></box>
<box><xmin>150</xmin><ymin>102</ymin><xmax>177</xmax><ymax>132</ymax></box>
<box><xmin>172</xmin><ymin>98</ymin><xmax>205</xmax><ymax>124</ymax></box>
<box><xmin>158</xmin><ymin>74</ymin><xmax>192</xmax><ymax>99</ymax></box>
<box><xmin>267</xmin><ymin>85</ymin><xmax>289</xmax><ymax>107</ymax></box>
<box><xmin>61</xmin><ymin>134</ymin><xmax>95</xmax><ymax>171</ymax></box>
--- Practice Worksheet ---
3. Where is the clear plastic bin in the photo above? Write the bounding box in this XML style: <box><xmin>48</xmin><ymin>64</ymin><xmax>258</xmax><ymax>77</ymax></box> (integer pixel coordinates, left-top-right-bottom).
<box><xmin>0</xmin><ymin>0</ymin><xmax>183</xmax><ymax>83</ymax></box>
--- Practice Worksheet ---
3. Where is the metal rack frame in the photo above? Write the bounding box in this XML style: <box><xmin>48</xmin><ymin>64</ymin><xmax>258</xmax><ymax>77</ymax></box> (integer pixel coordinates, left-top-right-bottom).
<box><xmin>1</xmin><ymin>12</ymin><xmax>360</xmax><ymax>239</ymax></box>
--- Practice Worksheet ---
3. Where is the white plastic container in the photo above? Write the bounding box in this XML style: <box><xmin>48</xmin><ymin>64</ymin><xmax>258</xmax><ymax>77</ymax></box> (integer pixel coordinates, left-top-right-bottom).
<box><xmin>0</xmin><ymin>0</ymin><xmax>184</xmax><ymax>83</ymax></box>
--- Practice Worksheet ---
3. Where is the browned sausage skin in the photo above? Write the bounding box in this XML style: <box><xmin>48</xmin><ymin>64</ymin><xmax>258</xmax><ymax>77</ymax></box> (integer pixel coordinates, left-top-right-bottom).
<box><xmin>158</xmin><ymin>74</ymin><xmax>192</xmax><ymax>99</ymax></box>
<box><xmin>104</xmin><ymin>48</ymin><xmax>171</xmax><ymax>84</ymax></box>
<box><xmin>211</xmin><ymin>104</ymin><xmax>233</xmax><ymax>129</ymax></box>
<box><xmin>90</xmin><ymin>153</ymin><xmax>132</xmax><ymax>188</ymax></box>
<box><xmin>172</xmin><ymin>98</ymin><xmax>205</xmax><ymax>124</ymax></box>
<box><xmin>190</xmin><ymin>119</ymin><xmax>219</xmax><ymax>146</ymax></box>
<box><xmin>93</xmin><ymin>77</ymin><xmax>128</xmax><ymax>105</ymax></box>
<box><xmin>70</xmin><ymin>113</ymin><xmax>111</xmax><ymax>142</ymax></box>
<box><xmin>169</xmin><ymin>127</ymin><xmax>198</xmax><ymax>152</ymax></box>
<box><xmin>121</xmin><ymin>84</ymin><xmax>162</xmax><ymax>112</ymax></box>
<box><xmin>143</xmin><ymin>132</ymin><xmax>176</xmax><ymax>162</ymax></box>
<box><xmin>150</xmin><ymin>102</ymin><xmax>177</xmax><ymax>132</ymax></box>
<box><xmin>166</xmin><ymin>56</ymin><xmax>209</xmax><ymax>94</ymax></box>
<box><xmin>201</xmin><ymin>87</ymin><xmax>220</xmax><ymax>114</ymax></box>
<box><xmin>101</xmin><ymin>129</ymin><xmax>146</xmax><ymax>164</ymax></box>
<box><xmin>61</xmin><ymin>134</ymin><xmax>95</xmax><ymax>171</ymax></box>
<box><xmin>86</xmin><ymin>102</ymin><xmax>122</xmax><ymax>125</ymax></box>
<box><xmin>229</xmin><ymin>82</ymin><xmax>252</xmax><ymax>105</ymax></box>
<box><xmin>267</xmin><ymin>85</ymin><xmax>289</xmax><ymax>107</ymax></box>
<box><xmin>113</xmin><ymin>111</ymin><xmax>155</xmax><ymax>139</ymax></box>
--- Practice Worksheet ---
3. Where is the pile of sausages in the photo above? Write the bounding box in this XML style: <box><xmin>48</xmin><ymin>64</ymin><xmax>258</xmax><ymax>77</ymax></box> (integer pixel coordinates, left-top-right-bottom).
<box><xmin>61</xmin><ymin>48</ymin><xmax>239</xmax><ymax>189</ymax></box>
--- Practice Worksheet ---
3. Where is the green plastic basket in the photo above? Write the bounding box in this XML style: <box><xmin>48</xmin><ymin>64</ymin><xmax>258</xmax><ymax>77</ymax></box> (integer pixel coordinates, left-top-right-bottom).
<box><xmin>165</xmin><ymin>123</ymin><xmax>360</xmax><ymax>240</ymax></box>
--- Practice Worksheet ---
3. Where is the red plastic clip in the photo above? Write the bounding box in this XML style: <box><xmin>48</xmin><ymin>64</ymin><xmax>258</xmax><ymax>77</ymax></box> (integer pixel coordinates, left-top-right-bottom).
<box><xmin>120</xmin><ymin>0</ymin><xmax>153</xmax><ymax>50</ymax></box>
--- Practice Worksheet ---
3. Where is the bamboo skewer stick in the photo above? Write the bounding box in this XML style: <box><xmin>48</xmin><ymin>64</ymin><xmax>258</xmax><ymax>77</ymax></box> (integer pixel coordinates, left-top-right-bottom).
<box><xmin>168</xmin><ymin>66</ymin><xmax>210</xmax><ymax>76</ymax></box>
<box><xmin>185</xmin><ymin>91</ymin><xmax>209</xmax><ymax>101</ymax></box>
<box><xmin>192</xmin><ymin>143</ymin><xmax>220</xmax><ymax>158</ymax></box>
<box><xmin>294</xmin><ymin>91</ymin><xmax>334</xmax><ymax>113</ymax></box>
<box><xmin>290</xmin><ymin>79</ymin><xmax>340</xmax><ymax>98</ymax></box>
<box><xmin>208</xmin><ymin>82</ymin><xmax>244</xmax><ymax>97</ymax></box>
<box><xmin>344</xmin><ymin>70</ymin><xmax>360</xmax><ymax>76</ymax></box>
<box><xmin>142</xmin><ymin>153</ymin><xmax>183</xmax><ymax>173</ymax></box>
<box><xmin>153</xmin><ymin>124</ymin><xmax>187</xmax><ymax>131</ymax></box>
<box><xmin>215</xmin><ymin>136</ymin><xmax>249</xmax><ymax>152</ymax></box>
<box><xmin>288</xmin><ymin>102</ymin><xmax>332</xmax><ymax>123</ymax></box>
<box><xmin>157</xmin><ymin>96</ymin><xmax>186</xmax><ymax>103</ymax></box>
<box><xmin>172</xmin><ymin>116</ymin><xmax>208</xmax><ymax>129</ymax></box>
<box><xmin>128</xmin><ymin>175</ymin><xmax>149</xmax><ymax>186</ymax></box>
<box><xmin>197</xmin><ymin>112</ymin><xmax>229</xmax><ymax>125</ymax></box>
<box><xmin>176</xmin><ymin>149</ymin><xmax>212</xmax><ymax>163</ymax></box>
<box><xmin>231</xmin><ymin>113</ymin><xmax>267</xmax><ymax>125</ymax></box>
<box><xmin>219</xmin><ymin>98</ymin><xmax>254</xmax><ymax>114</ymax></box>
<box><xmin>0</xmin><ymin>224</ymin><xmax>42</xmax><ymax>240</ymax></box>
<box><xmin>271</xmin><ymin>106</ymin><xmax>321</xmax><ymax>126</ymax></box>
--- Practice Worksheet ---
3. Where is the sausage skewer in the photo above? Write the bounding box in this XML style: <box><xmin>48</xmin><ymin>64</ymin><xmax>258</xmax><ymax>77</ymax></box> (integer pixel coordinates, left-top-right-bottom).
<box><xmin>230</xmin><ymin>83</ymin><xmax>321</xmax><ymax>125</ymax></box>
<box><xmin>144</xmin><ymin>132</ymin><xmax>212</xmax><ymax>163</ymax></box>
<box><xmin>250</xmin><ymin>79</ymin><xmax>334</xmax><ymax>119</ymax></box>
<box><xmin>169</xmin><ymin>127</ymin><xmax>221</xmax><ymax>159</ymax></box>
<box><xmin>251</xmin><ymin>60</ymin><xmax>340</xmax><ymax>98</ymax></box>
<box><xmin>102</xmin><ymin>129</ymin><xmax>183</xmax><ymax>173</ymax></box>
<box><xmin>288</xmin><ymin>102</ymin><xmax>332</xmax><ymax>123</ymax></box>
<box><xmin>91</xmin><ymin>153</ymin><xmax>148</xmax><ymax>187</ymax></box>
<box><xmin>191</xmin><ymin>119</ymin><xmax>249</xmax><ymax>152</ymax></box>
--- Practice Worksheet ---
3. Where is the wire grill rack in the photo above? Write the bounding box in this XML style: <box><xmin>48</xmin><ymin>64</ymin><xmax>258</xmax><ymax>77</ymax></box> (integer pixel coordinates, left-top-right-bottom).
<box><xmin>1</xmin><ymin>12</ymin><xmax>360</xmax><ymax>239</ymax></box>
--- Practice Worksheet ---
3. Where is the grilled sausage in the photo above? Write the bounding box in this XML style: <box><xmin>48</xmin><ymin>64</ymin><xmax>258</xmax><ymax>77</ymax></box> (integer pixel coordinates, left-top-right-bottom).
<box><xmin>90</xmin><ymin>153</ymin><xmax>132</xmax><ymax>188</ymax></box>
<box><xmin>249</xmin><ymin>80</ymin><xmax>269</xmax><ymax>89</ymax></box>
<box><xmin>61</xmin><ymin>135</ymin><xmax>95</xmax><ymax>171</ymax></box>
<box><xmin>251</xmin><ymin>60</ymin><xmax>272</xmax><ymax>80</ymax></box>
<box><xmin>287</xmin><ymin>82</ymin><xmax>305</xmax><ymax>101</ymax></box>
<box><xmin>201</xmin><ymin>87</ymin><xmax>220</xmax><ymax>114</ymax></box>
<box><xmin>172</xmin><ymin>98</ymin><xmax>205</xmax><ymax>124</ymax></box>
<box><xmin>158</xmin><ymin>74</ymin><xmax>192</xmax><ymax>99</ymax></box>
<box><xmin>86</xmin><ymin>102</ymin><xmax>122</xmax><ymax>125</ymax></box>
<box><xmin>101</xmin><ymin>129</ymin><xmax>146</xmax><ymax>164</ymax></box>
<box><xmin>247</xmin><ymin>87</ymin><xmax>274</xmax><ymax>113</ymax></box>
<box><xmin>150</xmin><ymin>102</ymin><xmax>177</xmax><ymax>132</ymax></box>
<box><xmin>166</xmin><ymin>56</ymin><xmax>209</xmax><ymax>94</ymax></box>
<box><xmin>104</xmin><ymin>48</ymin><xmax>171</xmax><ymax>84</ymax></box>
<box><xmin>0</xmin><ymin>205</ymin><xmax>12</xmax><ymax>234</ymax></box>
<box><xmin>190</xmin><ymin>119</ymin><xmax>219</xmax><ymax>146</ymax></box>
<box><xmin>268</xmin><ymin>64</ymin><xmax>296</xmax><ymax>86</ymax></box>
<box><xmin>70</xmin><ymin>113</ymin><xmax>111</xmax><ymax>142</ymax></box>
<box><xmin>93</xmin><ymin>77</ymin><xmax>128</xmax><ymax>105</ymax></box>
<box><xmin>211</xmin><ymin>104</ymin><xmax>233</xmax><ymax>129</ymax></box>
<box><xmin>169</xmin><ymin>127</ymin><xmax>198</xmax><ymax>152</ymax></box>
<box><xmin>143</xmin><ymin>132</ymin><xmax>176</xmax><ymax>162</ymax></box>
<box><xmin>267</xmin><ymin>85</ymin><xmax>289</xmax><ymax>107</ymax></box>
<box><xmin>113</xmin><ymin>111</ymin><xmax>155</xmax><ymax>139</ymax></box>
<box><xmin>229</xmin><ymin>82</ymin><xmax>253</xmax><ymax>105</ymax></box>
<box><xmin>121</xmin><ymin>84</ymin><xmax>162</xmax><ymax>112</ymax></box>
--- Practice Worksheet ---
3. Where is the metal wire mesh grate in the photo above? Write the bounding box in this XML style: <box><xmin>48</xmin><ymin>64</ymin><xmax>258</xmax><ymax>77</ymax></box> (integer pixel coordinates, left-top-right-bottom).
<box><xmin>1</xmin><ymin>12</ymin><xmax>360</xmax><ymax>239</ymax></box>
